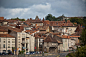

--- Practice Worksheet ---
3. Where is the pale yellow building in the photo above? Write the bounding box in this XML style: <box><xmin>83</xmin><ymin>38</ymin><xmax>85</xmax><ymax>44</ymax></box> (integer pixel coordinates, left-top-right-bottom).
<box><xmin>0</xmin><ymin>34</ymin><xmax>15</xmax><ymax>53</ymax></box>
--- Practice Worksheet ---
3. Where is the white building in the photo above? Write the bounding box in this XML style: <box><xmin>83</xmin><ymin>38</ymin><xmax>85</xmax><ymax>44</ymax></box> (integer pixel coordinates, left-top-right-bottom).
<box><xmin>0</xmin><ymin>34</ymin><xmax>15</xmax><ymax>53</ymax></box>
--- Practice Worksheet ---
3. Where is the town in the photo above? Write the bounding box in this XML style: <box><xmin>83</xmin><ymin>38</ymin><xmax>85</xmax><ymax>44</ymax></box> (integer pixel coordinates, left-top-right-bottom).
<box><xmin>0</xmin><ymin>15</ymin><xmax>85</xmax><ymax>57</ymax></box>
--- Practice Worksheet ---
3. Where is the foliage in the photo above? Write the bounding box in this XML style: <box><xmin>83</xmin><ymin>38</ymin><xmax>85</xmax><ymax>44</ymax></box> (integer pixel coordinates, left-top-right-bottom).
<box><xmin>79</xmin><ymin>25</ymin><xmax>86</xmax><ymax>45</ymax></box>
<box><xmin>11</xmin><ymin>17</ymin><xmax>25</xmax><ymax>21</ymax></box>
<box><xmin>75</xmin><ymin>45</ymin><xmax>86</xmax><ymax>57</ymax></box>
<box><xmin>70</xmin><ymin>17</ymin><xmax>86</xmax><ymax>26</ymax></box>
<box><xmin>45</xmin><ymin>14</ymin><xmax>65</xmax><ymax>21</ymax></box>
<box><xmin>67</xmin><ymin>45</ymin><xmax>86</xmax><ymax>57</ymax></box>
<box><xmin>19</xmin><ymin>50</ymin><xmax>25</xmax><ymax>54</ymax></box>
<box><xmin>70</xmin><ymin>17</ymin><xmax>84</xmax><ymax>25</ymax></box>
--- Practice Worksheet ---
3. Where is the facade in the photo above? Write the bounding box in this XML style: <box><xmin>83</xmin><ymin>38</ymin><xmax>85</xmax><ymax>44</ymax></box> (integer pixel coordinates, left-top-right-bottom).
<box><xmin>8</xmin><ymin>27</ymin><xmax>35</xmax><ymax>55</ymax></box>
<box><xmin>44</xmin><ymin>35</ymin><xmax>58</xmax><ymax>53</ymax></box>
<box><xmin>0</xmin><ymin>29</ymin><xmax>8</xmax><ymax>34</ymax></box>
<box><xmin>0</xmin><ymin>34</ymin><xmax>15</xmax><ymax>53</ymax></box>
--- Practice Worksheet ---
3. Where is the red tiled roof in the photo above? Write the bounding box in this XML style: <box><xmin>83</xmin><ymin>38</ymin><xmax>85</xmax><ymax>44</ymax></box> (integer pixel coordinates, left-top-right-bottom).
<box><xmin>0</xmin><ymin>19</ymin><xmax>8</xmax><ymax>22</ymax></box>
<box><xmin>44</xmin><ymin>35</ymin><xmax>57</xmax><ymax>43</ymax></box>
<box><xmin>25</xmin><ymin>30</ymin><xmax>39</xmax><ymax>34</ymax></box>
<box><xmin>0</xmin><ymin>34</ymin><xmax>15</xmax><ymax>38</ymax></box>
<box><xmin>43</xmin><ymin>20</ymin><xmax>74</xmax><ymax>27</ymax></box>
<box><xmin>36</xmin><ymin>26</ymin><xmax>49</xmax><ymax>30</ymax></box>
<box><xmin>0</xmin><ymin>29</ymin><xmax>8</xmax><ymax>32</ymax></box>
<box><xmin>0</xmin><ymin>17</ymin><xmax>4</xmax><ymax>20</ymax></box>
<box><xmin>8</xmin><ymin>27</ymin><xmax>22</xmax><ymax>32</ymax></box>
<box><xmin>57</xmin><ymin>40</ymin><xmax>62</xmax><ymax>43</ymax></box>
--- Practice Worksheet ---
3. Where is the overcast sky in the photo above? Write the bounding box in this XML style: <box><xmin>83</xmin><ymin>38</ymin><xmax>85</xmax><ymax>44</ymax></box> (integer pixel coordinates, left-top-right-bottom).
<box><xmin>0</xmin><ymin>0</ymin><xmax>86</xmax><ymax>19</ymax></box>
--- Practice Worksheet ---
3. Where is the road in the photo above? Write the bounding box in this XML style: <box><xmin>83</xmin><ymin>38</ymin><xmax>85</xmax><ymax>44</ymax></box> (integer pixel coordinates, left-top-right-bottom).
<box><xmin>58</xmin><ymin>52</ymin><xmax>71</xmax><ymax>57</ymax></box>
<box><xmin>28</xmin><ymin>52</ymin><xmax>71</xmax><ymax>57</ymax></box>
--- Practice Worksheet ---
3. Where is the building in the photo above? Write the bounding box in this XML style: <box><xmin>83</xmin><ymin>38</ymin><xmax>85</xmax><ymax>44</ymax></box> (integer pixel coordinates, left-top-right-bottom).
<box><xmin>0</xmin><ymin>34</ymin><xmax>15</xmax><ymax>53</ymax></box>
<box><xmin>0</xmin><ymin>29</ymin><xmax>8</xmax><ymax>34</ymax></box>
<box><xmin>44</xmin><ymin>35</ymin><xmax>58</xmax><ymax>53</ymax></box>
<box><xmin>34</xmin><ymin>33</ymin><xmax>47</xmax><ymax>51</ymax></box>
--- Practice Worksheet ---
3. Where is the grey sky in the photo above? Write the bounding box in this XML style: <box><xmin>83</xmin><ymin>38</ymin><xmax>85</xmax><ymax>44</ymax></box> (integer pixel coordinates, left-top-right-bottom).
<box><xmin>0</xmin><ymin>0</ymin><xmax>86</xmax><ymax>19</ymax></box>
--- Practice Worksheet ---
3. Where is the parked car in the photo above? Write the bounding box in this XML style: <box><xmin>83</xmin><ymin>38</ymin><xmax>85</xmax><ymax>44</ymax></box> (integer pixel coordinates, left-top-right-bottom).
<box><xmin>26</xmin><ymin>52</ymin><xmax>30</xmax><ymax>54</ymax></box>
<box><xmin>8</xmin><ymin>51</ymin><xmax>14</xmax><ymax>55</ymax></box>
<box><xmin>2</xmin><ymin>52</ymin><xmax>8</xmax><ymax>55</ymax></box>
<box><xmin>30</xmin><ymin>52</ymin><xmax>35</xmax><ymax>54</ymax></box>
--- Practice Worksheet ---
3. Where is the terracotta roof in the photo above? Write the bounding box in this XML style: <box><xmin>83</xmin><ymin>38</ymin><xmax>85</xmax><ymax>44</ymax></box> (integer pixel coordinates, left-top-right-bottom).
<box><xmin>37</xmin><ymin>31</ymin><xmax>48</xmax><ymax>34</ymax></box>
<box><xmin>71</xmin><ymin>32</ymin><xmax>81</xmax><ymax>36</ymax></box>
<box><xmin>69</xmin><ymin>36</ymin><xmax>80</xmax><ymax>38</ymax></box>
<box><xmin>0</xmin><ymin>34</ymin><xmax>15</xmax><ymax>38</ymax></box>
<box><xmin>57</xmin><ymin>40</ymin><xmax>62</xmax><ymax>43</ymax></box>
<box><xmin>43</xmin><ymin>20</ymin><xmax>74</xmax><ymax>27</ymax></box>
<box><xmin>56</xmin><ymin>35</ymin><xmax>70</xmax><ymax>39</ymax></box>
<box><xmin>26</xmin><ymin>19</ymin><xmax>43</xmax><ymax>23</ymax></box>
<box><xmin>0</xmin><ymin>29</ymin><xmax>8</xmax><ymax>32</ymax></box>
<box><xmin>0</xmin><ymin>19</ymin><xmax>8</xmax><ymax>22</ymax></box>
<box><xmin>9</xmin><ymin>24</ymin><xmax>17</xmax><ymax>26</ymax></box>
<box><xmin>25</xmin><ymin>30</ymin><xmax>39</xmax><ymax>34</ymax></box>
<box><xmin>8</xmin><ymin>27</ymin><xmax>22</xmax><ymax>32</ymax></box>
<box><xmin>0</xmin><ymin>17</ymin><xmax>4</xmax><ymax>20</ymax></box>
<box><xmin>34</xmin><ymin>33</ymin><xmax>47</xmax><ymax>39</ymax></box>
<box><xmin>50</xmin><ymin>32</ymin><xmax>61</xmax><ymax>35</ymax></box>
<box><xmin>62</xmin><ymin>35</ymin><xmax>70</xmax><ymax>39</ymax></box>
<box><xmin>75</xmin><ymin>25</ymin><xmax>82</xmax><ymax>32</ymax></box>
<box><xmin>44</xmin><ymin>35</ymin><xmax>57</xmax><ymax>43</ymax></box>
<box><xmin>36</xmin><ymin>26</ymin><xmax>49</xmax><ymax>30</ymax></box>
<box><xmin>57</xmin><ymin>34</ymin><xmax>80</xmax><ymax>39</ymax></box>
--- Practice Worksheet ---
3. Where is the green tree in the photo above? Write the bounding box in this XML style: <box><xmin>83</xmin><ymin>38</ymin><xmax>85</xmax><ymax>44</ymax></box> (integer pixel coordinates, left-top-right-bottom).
<box><xmin>79</xmin><ymin>25</ymin><xmax>86</xmax><ymax>45</ymax></box>
<box><xmin>45</xmin><ymin>14</ymin><xmax>65</xmax><ymax>21</ymax></box>
<box><xmin>45</xmin><ymin>14</ymin><xmax>53</xmax><ymax>21</ymax></box>
<box><xmin>67</xmin><ymin>45</ymin><xmax>86</xmax><ymax>57</ymax></box>
<box><xmin>70</xmin><ymin>17</ymin><xmax>84</xmax><ymax>25</ymax></box>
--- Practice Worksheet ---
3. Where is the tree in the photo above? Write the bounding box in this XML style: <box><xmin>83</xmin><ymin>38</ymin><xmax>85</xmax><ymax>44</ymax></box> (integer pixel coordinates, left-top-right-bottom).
<box><xmin>11</xmin><ymin>17</ymin><xmax>25</xmax><ymax>21</ymax></box>
<box><xmin>45</xmin><ymin>14</ymin><xmax>65</xmax><ymax>21</ymax></box>
<box><xmin>79</xmin><ymin>25</ymin><xmax>86</xmax><ymax>45</ymax></box>
<box><xmin>45</xmin><ymin>14</ymin><xmax>53</xmax><ymax>21</ymax></box>
<box><xmin>67</xmin><ymin>45</ymin><xmax>86</xmax><ymax>57</ymax></box>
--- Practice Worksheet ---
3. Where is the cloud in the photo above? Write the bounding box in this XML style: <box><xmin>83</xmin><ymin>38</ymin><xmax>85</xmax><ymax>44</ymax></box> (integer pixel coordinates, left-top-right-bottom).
<box><xmin>0</xmin><ymin>3</ymin><xmax>54</xmax><ymax>19</ymax></box>
<box><xmin>0</xmin><ymin>0</ymin><xmax>86</xmax><ymax>19</ymax></box>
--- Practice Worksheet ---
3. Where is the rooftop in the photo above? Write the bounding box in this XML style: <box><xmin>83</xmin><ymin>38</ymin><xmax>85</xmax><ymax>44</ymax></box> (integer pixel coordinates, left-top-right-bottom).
<box><xmin>0</xmin><ymin>34</ymin><xmax>15</xmax><ymax>38</ymax></box>
<box><xmin>0</xmin><ymin>29</ymin><xmax>8</xmax><ymax>32</ymax></box>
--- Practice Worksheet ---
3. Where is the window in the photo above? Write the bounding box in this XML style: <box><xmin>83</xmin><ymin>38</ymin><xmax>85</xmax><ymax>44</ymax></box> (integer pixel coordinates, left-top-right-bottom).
<box><xmin>3</xmin><ymin>44</ymin><xmax>5</xmax><ymax>48</ymax></box>
<box><xmin>8</xmin><ymin>41</ymin><xmax>10</xmax><ymax>43</ymax></box>
<box><xmin>12</xmin><ymin>41</ymin><xmax>15</xmax><ymax>43</ymax></box>
<box><xmin>18</xmin><ymin>40</ymin><xmax>20</xmax><ymax>43</ymax></box>
<box><xmin>3</xmin><ymin>41</ymin><xmax>5</xmax><ymax>43</ymax></box>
